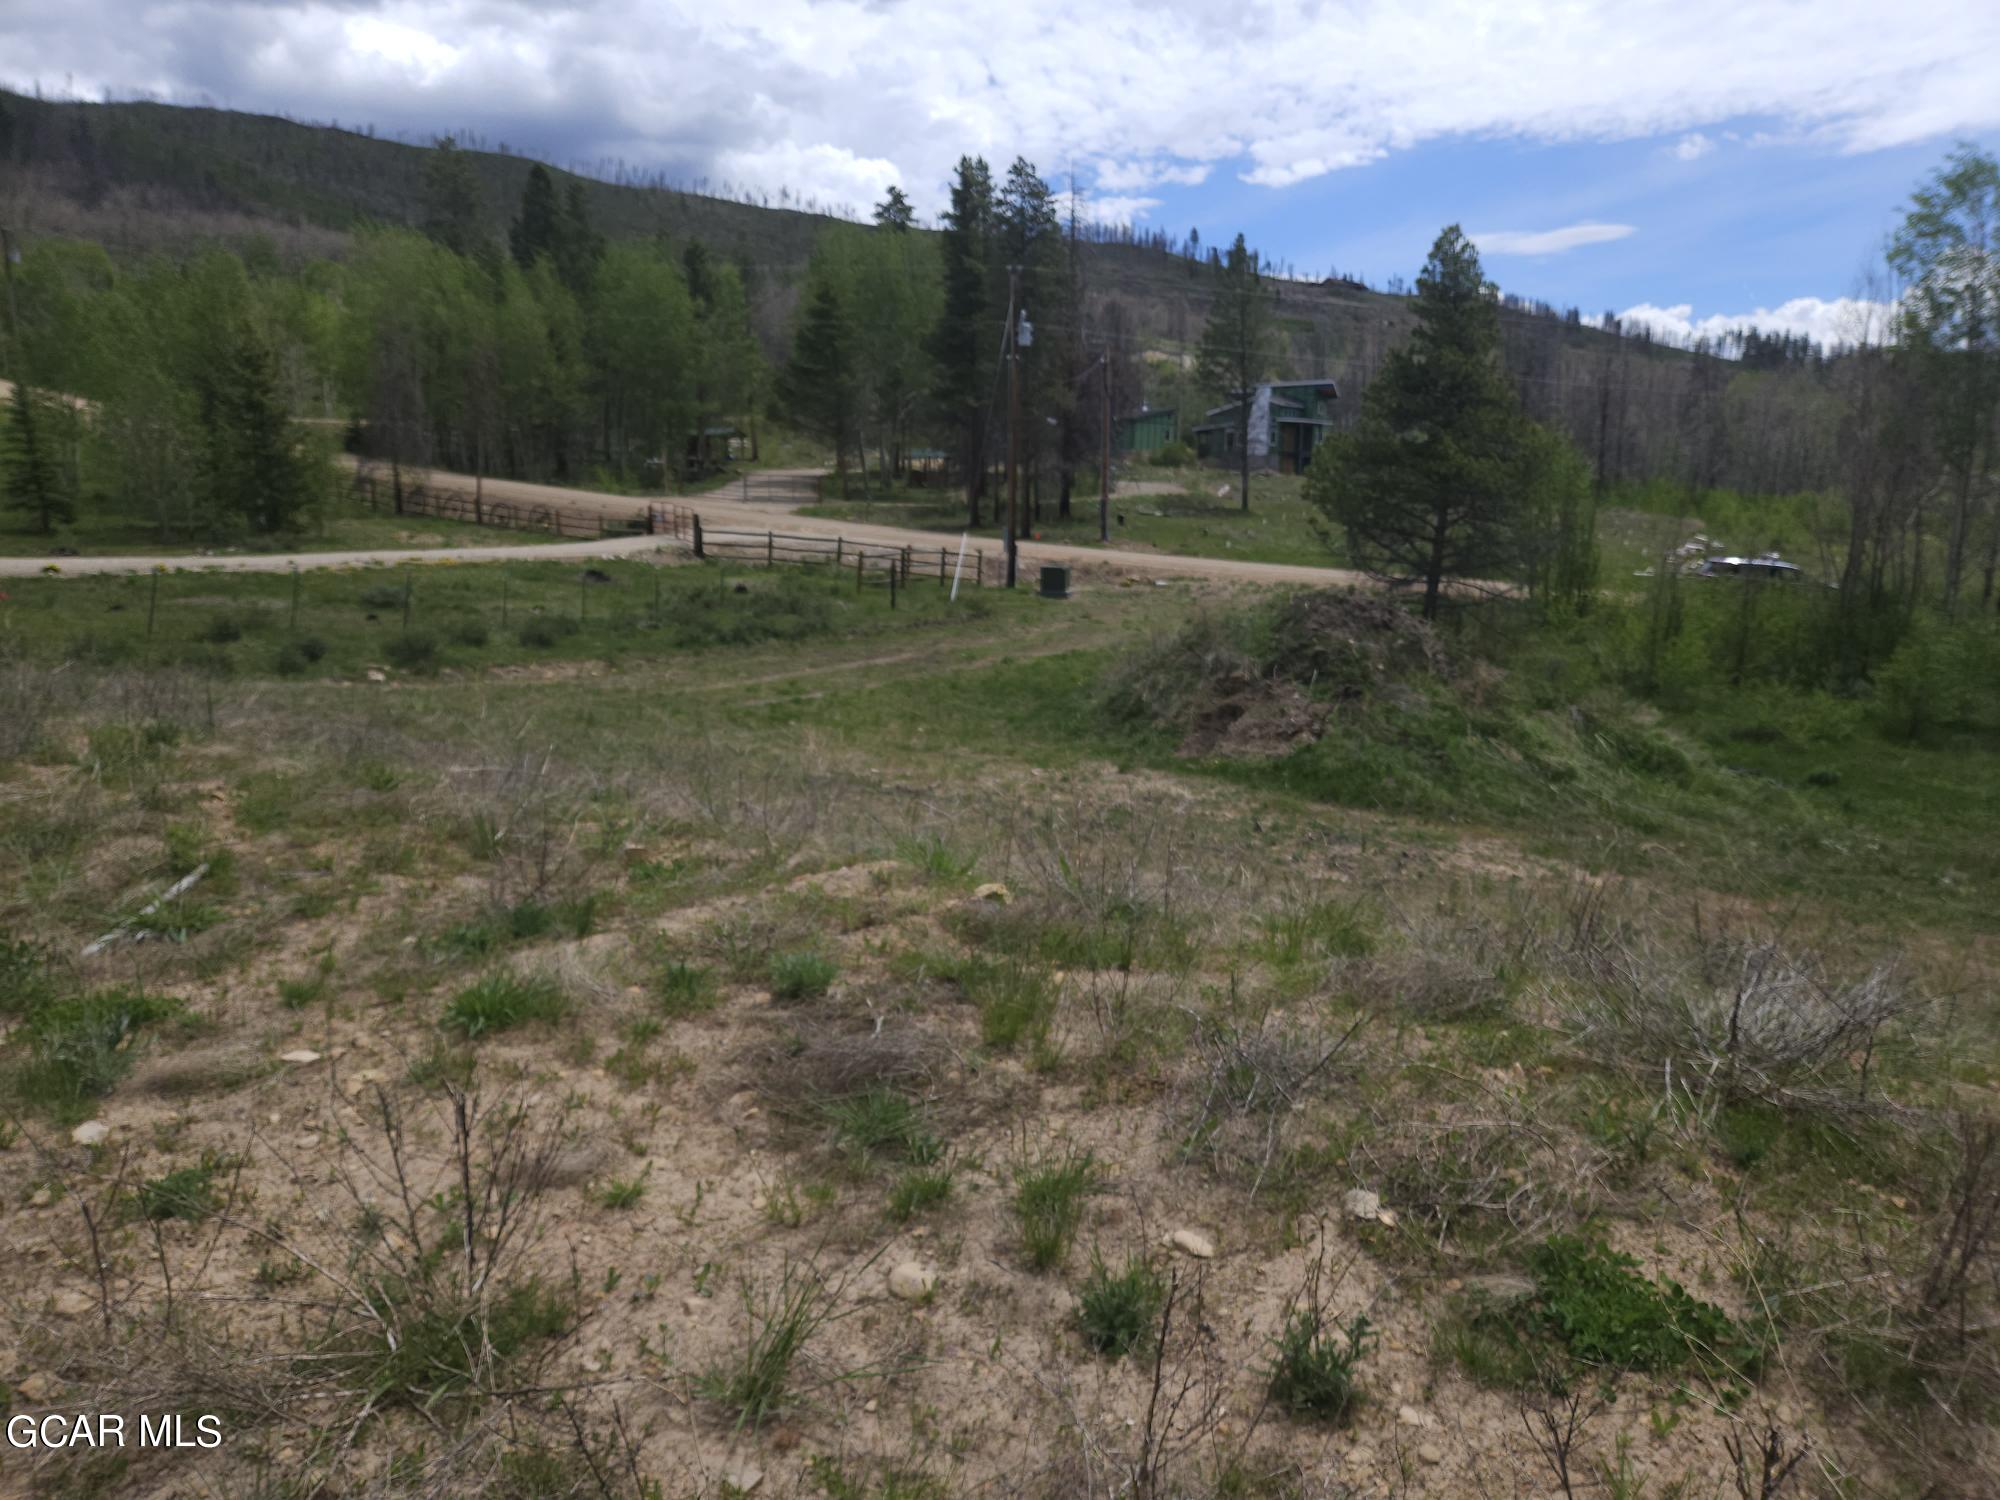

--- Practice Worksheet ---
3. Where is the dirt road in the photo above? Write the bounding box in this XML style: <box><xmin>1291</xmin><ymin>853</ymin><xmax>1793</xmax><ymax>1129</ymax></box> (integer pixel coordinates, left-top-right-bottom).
<box><xmin>0</xmin><ymin>460</ymin><xmax>1376</xmax><ymax>589</ymax></box>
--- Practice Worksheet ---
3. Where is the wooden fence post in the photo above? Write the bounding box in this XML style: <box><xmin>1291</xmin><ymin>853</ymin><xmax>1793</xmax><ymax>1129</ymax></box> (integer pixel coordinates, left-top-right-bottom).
<box><xmin>289</xmin><ymin>566</ymin><xmax>300</xmax><ymax>634</ymax></box>
<box><xmin>147</xmin><ymin>570</ymin><xmax>159</xmax><ymax>639</ymax></box>
<box><xmin>401</xmin><ymin>576</ymin><xmax>412</xmax><ymax>631</ymax></box>
<box><xmin>693</xmin><ymin>516</ymin><xmax>705</xmax><ymax>558</ymax></box>
<box><xmin>889</xmin><ymin>561</ymin><xmax>897</xmax><ymax>610</ymax></box>
<box><xmin>767</xmin><ymin>531</ymin><xmax>774</xmax><ymax>569</ymax></box>
<box><xmin>939</xmin><ymin>547</ymin><xmax>947</xmax><ymax>587</ymax></box>
<box><xmin>836</xmin><ymin>537</ymin><xmax>843</xmax><ymax>567</ymax></box>
<box><xmin>856</xmin><ymin>553</ymin><xmax>863</xmax><ymax>591</ymax></box>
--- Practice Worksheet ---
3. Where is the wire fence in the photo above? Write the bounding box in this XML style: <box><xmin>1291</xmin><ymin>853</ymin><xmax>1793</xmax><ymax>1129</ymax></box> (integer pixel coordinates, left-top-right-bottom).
<box><xmin>696</xmin><ymin>524</ymin><xmax>987</xmax><ymax>589</ymax></box>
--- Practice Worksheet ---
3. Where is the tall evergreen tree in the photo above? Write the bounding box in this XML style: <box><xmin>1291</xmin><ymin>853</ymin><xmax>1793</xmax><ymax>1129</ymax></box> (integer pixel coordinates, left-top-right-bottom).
<box><xmin>3</xmin><ymin>381</ymin><xmax>74</xmax><ymax>533</ymax></box>
<box><xmin>1195</xmin><ymin>233</ymin><xmax>1273</xmax><ymax>512</ymax></box>
<box><xmin>510</xmin><ymin>165</ymin><xmax>562</xmax><ymax>272</ymax></box>
<box><xmin>873</xmin><ymin>185</ymin><xmax>916</xmax><ymax>231</ymax></box>
<box><xmin>782</xmin><ymin>271</ymin><xmax>863</xmax><ymax>495</ymax></box>
<box><xmin>930</xmin><ymin>155</ymin><xmax>994</xmax><ymax>524</ymax></box>
<box><xmin>996</xmin><ymin>158</ymin><xmax>1064</xmax><ymax>521</ymax></box>
<box><xmin>1306</xmin><ymin>225</ymin><xmax>1577</xmax><ymax>619</ymax></box>
<box><xmin>204</xmin><ymin>322</ymin><xmax>323</xmax><ymax>534</ymax></box>
<box><xmin>554</xmin><ymin>182</ymin><xmax>604</xmax><ymax>295</ymax></box>
<box><xmin>421</xmin><ymin>136</ymin><xmax>489</xmax><ymax>261</ymax></box>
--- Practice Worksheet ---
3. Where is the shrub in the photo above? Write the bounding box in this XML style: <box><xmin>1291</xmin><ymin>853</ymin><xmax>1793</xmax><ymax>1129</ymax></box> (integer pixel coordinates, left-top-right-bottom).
<box><xmin>1528</xmin><ymin>1233</ymin><xmax>1762</xmax><ymax>1377</ymax></box>
<box><xmin>198</xmin><ymin>614</ymin><xmax>244</xmax><ymax>644</ymax></box>
<box><xmin>450</xmin><ymin>617</ymin><xmax>490</xmax><ymax>648</ymax></box>
<box><xmin>770</xmin><ymin>950</ymin><xmax>838</xmax><ymax>1001</ymax></box>
<box><xmin>384</xmin><ymin>631</ymin><xmax>440</xmax><ymax>673</ymax></box>
<box><xmin>515</xmin><ymin>614</ymin><xmax>581</xmax><ymax>649</ymax></box>
<box><xmin>0</xmin><ymin>936</ymin><xmax>56</xmax><ymax>1019</ymax></box>
<box><xmin>273</xmin><ymin>642</ymin><xmax>309</xmax><ymax>676</ymax></box>
<box><xmin>1156</xmin><ymin>439</ymin><xmax>1195</xmax><ymax>468</ymax></box>
<box><xmin>329</xmin><ymin>1277</ymin><xmax>571</xmax><ymax>1411</ymax></box>
<box><xmin>1014</xmin><ymin>1146</ymin><xmax>1097</xmax><ymax>1272</ymax></box>
<box><xmin>1077</xmin><ymin>1253</ymin><xmax>1166</xmax><ymax>1358</ymax></box>
<box><xmin>296</xmin><ymin>635</ymin><xmax>328</xmax><ymax>663</ymax></box>
<box><xmin>442</xmin><ymin>973</ymin><xmax>568</xmax><ymax>1039</ymax></box>
<box><xmin>358</xmin><ymin>584</ymin><xmax>406</xmax><ymax>610</ymax></box>
<box><xmin>971</xmin><ymin>961</ymin><xmax>1056</xmax><ymax>1051</ymax></box>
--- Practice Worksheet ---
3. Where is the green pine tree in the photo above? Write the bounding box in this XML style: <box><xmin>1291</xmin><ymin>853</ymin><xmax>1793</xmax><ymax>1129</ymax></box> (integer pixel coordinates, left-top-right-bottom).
<box><xmin>3</xmin><ymin>381</ymin><xmax>75</xmax><ymax>534</ymax></box>
<box><xmin>1306</xmin><ymin>225</ymin><xmax>1569</xmax><ymax>619</ymax></box>
<box><xmin>930</xmin><ymin>156</ymin><xmax>994</xmax><ymax>525</ymax></box>
<box><xmin>510</xmin><ymin>164</ymin><xmax>562</xmax><ymax>272</ymax></box>
<box><xmin>781</xmin><ymin>271</ymin><xmax>862</xmax><ymax>496</ymax></box>
<box><xmin>204</xmin><ymin>323</ymin><xmax>323</xmax><ymax>535</ymax></box>
<box><xmin>1195</xmin><ymin>234</ymin><xmax>1273</xmax><ymax>513</ymax></box>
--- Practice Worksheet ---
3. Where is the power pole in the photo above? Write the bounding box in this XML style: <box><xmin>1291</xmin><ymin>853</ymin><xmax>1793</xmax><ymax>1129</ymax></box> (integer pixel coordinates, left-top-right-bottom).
<box><xmin>1004</xmin><ymin>263</ymin><xmax>1023</xmax><ymax>589</ymax></box>
<box><xmin>1098</xmin><ymin>353</ymin><xmax>1111</xmax><ymax>544</ymax></box>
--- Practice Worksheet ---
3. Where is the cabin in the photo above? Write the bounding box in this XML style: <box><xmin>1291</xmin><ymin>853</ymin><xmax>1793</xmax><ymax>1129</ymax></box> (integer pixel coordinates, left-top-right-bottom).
<box><xmin>1190</xmin><ymin>380</ymin><xmax>1340</xmax><ymax>475</ymax></box>
<box><xmin>1113</xmin><ymin>406</ymin><xmax>1177</xmax><ymax>456</ymax></box>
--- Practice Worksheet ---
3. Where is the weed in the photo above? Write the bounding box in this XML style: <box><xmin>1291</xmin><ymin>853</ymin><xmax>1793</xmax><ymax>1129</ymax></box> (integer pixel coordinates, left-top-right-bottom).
<box><xmin>442</xmin><ymin>973</ymin><xmax>568</xmax><ymax>1039</ymax></box>
<box><xmin>1078</xmin><ymin>1253</ymin><xmax>1167</xmax><ymax>1358</ymax></box>
<box><xmin>823</xmin><ymin>1088</ymin><xmax>942</xmax><ymax>1168</ymax></box>
<box><xmin>886</xmin><ymin>1163</ymin><xmax>955</xmax><ymax>1223</ymax></box>
<box><xmin>770</xmin><ymin>950</ymin><xmax>839</xmax><ymax>1001</ymax></box>
<box><xmin>0</xmin><ymin>935</ymin><xmax>56</xmax><ymax>1018</ymax></box>
<box><xmin>972</xmin><ymin>961</ymin><xmax>1058</xmax><ymax>1051</ymax></box>
<box><xmin>407</xmin><ymin>1039</ymin><xmax>477</xmax><ymax>1089</ymax></box>
<box><xmin>895</xmin><ymin>832</ymin><xmax>977</xmax><ymax>885</ymax></box>
<box><xmin>1014</xmin><ymin>1145</ymin><xmax>1097</xmax><ymax>1272</ymax></box>
<box><xmin>383</xmin><ymin>632</ymin><xmax>440</xmax><ymax>673</ymax></box>
<box><xmin>1528</xmin><ymin>1234</ymin><xmax>1762</xmax><ymax>1377</ymax></box>
<box><xmin>654</xmin><ymin>960</ymin><xmax>719</xmax><ymax>1018</ymax></box>
<box><xmin>1258</xmin><ymin>900</ymin><xmax>1376</xmax><ymax>967</ymax></box>
<box><xmin>699</xmin><ymin>1259</ymin><xmax>844</xmax><ymax>1430</ymax></box>
<box><xmin>327</xmin><ymin>1276</ymin><xmax>572</xmax><ymax>1410</ymax></box>
<box><xmin>1268</xmin><ymin>1310</ymin><xmax>1375</xmax><ymax>1423</ymax></box>
<box><xmin>134</xmin><ymin>1154</ymin><xmax>226</xmax><ymax>1223</ymax></box>
<box><xmin>8</xmin><ymin>988</ymin><xmax>179</xmax><ymax>1121</ymax></box>
<box><xmin>598</xmin><ymin>1172</ymin><xmax>650</xmax><ymax>1210</ymax></box>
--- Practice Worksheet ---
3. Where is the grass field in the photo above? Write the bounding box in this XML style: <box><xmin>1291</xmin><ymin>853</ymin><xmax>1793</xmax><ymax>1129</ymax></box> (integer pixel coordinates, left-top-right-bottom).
<box><xmin>803</xmin><ymin>465</ymin><xmax>1343</xmax><ymax>567</ymax></box>
<box><xmin>2</xmin><ymin>557</ymin><xmax>1995</xmax><ymax>1498</ymax></box>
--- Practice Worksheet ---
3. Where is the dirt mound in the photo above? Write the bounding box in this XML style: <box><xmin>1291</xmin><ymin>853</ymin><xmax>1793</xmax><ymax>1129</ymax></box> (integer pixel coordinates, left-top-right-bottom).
<box><xmin>1106</xmin><ymin>589</ymin><xmax>1454</xmax><ymax>759</ymax></box>
<box><xmin>1265</xmin><ymin>589</ymin><xmax>1454</xmax><ymax>696</ymax></box>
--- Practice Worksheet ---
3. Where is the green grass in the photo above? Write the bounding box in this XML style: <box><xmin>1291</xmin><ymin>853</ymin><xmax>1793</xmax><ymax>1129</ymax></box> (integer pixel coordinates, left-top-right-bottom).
<box><xmin>822</xmin><ymin>1089</ymin><xmax>941</xmax><ymax>1168</ymax></box>
<box><xmin>654</xmin><ymin>960</ymin><xmax>720</xmax><ymax>1017</ymax></box>
<box><xmin>7</xmin><ymin>988</ymin><xmax>180</xmax><ymax>1122</ymax></box>
<box><xmin>441</xmin><ymin>973</ymin><xmax>568</xmax><ymax>1039</ymax></box>
<box><xmin>1077</xmin><ymin>1254</ymin><xmax>1166</xmax><ymax>1358</ymax></box>
<box><xmin>2</xmin><ymin>556</ymin><xmax>1003</xmax><ymax>683</ymax></box>
<box><xmin>886</xmin><ymin>1164</ymin><xmax>955</xmax><ymax>1222</ymax></box>
<box><xmin>1013</xmin><ymin>1146</ymin><xmax>1097</xmax><ymax>1273</ymax></box>
<box><xmin>802</xmin><ymin>468</ymin><xmax>1340</xmax><ymax>568</ymax></box>
<box><xmin>769</xmin><ymin>950</ymin><xmax>839</xmax><ymax>1001</ymax></box>
<box><xmin>700</xmin><ymin>1260</ymin><xmax>842</xmax><ymax>1431</ymax></box>
<box><xmin>325</xmin><ymin>1276</ymin><xmax>572</xmax><ymax>1411</ymax></box>
<box><xmin>133</xmin><ymin>1155</ymin><xmax>227</xmax><ymax>1222</ymax></box>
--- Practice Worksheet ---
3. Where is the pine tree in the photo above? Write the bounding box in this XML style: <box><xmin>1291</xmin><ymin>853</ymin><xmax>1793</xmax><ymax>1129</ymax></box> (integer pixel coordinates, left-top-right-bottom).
<box><xmin>873</xmin><ymin>185</ymin><xmax>916</xmax><ymax>231</ymax></box>
<box><xmin>3</xmin><ymin>381</ymin><xmax>75</xmax><ymax>533</ymax></box>
<box><xmin>930</xmin><ymin>156</ymin><xmax>994</xmax><ymax>524</ymax></box>
<box><xmin>510</xmin><ymin>164</ymin><xmax>562</xmax><ymax>271</ymax></box>
<box><xmin>1306</xmin><ymin>225</ymin><xmax>1577</xmax><ymax>620</ymax></box>
<box><xmin>1195</xmin><ymin>234</ymin><xmax>1272</xmax><ymax>512</ymax></box>
<box><xmin>421</xmin><ymin>136</ymin><xmax>489</xmax><ymax>260</ymax></box>
<box><xmin>204</xmin><ymin>322</ymin><xmax>321</xmax><ymax>534</ymax></box>
<box><xmin>553</xmin><ymin>182</ymin><xmax>604</xmax><ymax>295</ymax></box>
<box><xmin>781</xmin><ymin>273</ymin><xmax>862</xmax><ymax>495</ymax></box>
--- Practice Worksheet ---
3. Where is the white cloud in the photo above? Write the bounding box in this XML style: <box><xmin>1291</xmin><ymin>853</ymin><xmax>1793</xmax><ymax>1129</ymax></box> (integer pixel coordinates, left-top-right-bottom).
<box><xmin>1472</xmin><ymin>223</ymin><xmax>1636</xmax><ymax>255</ymax></box>
<box><xmin>1673</xmin><ymin>131</ymin><xmax>1716</xmax><ymax>161</ymax></box>
<box><xmin>1075</xmin><ymin>193</ymin><xmax>1162</xmax><ymax>224</ymax></box>
<box><xmin>2</xmin><ymin>0</ymin><xmax>1997</xmax><ymax>212</ymax></box>
<box><xmin>1615</xmin><ymin>296</ymin><xmax>1899</xmax><ymax>348</ymax></box>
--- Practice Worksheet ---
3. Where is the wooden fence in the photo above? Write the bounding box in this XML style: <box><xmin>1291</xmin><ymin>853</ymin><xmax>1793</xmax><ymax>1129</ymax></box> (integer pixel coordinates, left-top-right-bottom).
<box><xmin>696</xmin><ymin>523</ymin><xmax>986</xmax><ymax>589</ymax></box>
<box><xmin>353</xmin><ymin>470</ymin><xmax>694</xmax><ymax>543</ymax></box>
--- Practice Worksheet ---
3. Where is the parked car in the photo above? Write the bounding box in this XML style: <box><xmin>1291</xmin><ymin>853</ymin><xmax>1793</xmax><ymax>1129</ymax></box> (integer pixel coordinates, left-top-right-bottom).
<box><xmin>1688</xmin><ymin>553</ymin><xmax>1807</xmax><ymax>583</ymax></box>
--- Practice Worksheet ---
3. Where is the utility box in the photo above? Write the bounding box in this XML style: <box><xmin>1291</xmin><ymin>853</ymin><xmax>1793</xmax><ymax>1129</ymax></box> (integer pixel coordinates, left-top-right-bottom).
<box><xmin>1038</xmin><ymin>564</ymin><xmax>1071</xmax><ymax>600</ymax></box>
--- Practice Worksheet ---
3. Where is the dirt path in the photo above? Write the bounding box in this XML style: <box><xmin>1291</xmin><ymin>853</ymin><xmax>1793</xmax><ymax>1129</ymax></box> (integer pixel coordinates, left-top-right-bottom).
<box><xmin>0</xmin><ymin>460</ymin><xmax>1379</xmax><ymax>590</ymax></box>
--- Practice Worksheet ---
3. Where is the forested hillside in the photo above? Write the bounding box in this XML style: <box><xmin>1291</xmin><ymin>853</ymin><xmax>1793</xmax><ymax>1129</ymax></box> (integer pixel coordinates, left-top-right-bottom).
<box><xmin>0</xmin><ymin>87</ymin><xmax>1838</xmax><ymax>504</ymax></box>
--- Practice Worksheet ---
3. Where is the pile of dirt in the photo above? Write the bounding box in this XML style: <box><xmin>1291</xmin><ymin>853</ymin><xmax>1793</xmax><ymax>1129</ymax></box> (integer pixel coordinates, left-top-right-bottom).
<box><xmin>1105</xmin><ymin>589</ymin><xmax>1455</xmax><ymax>760</ymax></box>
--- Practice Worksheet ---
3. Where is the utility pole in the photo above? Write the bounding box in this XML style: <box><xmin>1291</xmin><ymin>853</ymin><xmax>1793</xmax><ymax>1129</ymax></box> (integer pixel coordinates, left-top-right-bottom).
<box><xmin>1004</xmin><ymin>263</ymin><xmax>1024</xmax><ymax>589</ymax></box>
<box><xmin>1098</xmin><ymin>353</ymin><xmax>1111</xmax><ymax>544</ymax></box>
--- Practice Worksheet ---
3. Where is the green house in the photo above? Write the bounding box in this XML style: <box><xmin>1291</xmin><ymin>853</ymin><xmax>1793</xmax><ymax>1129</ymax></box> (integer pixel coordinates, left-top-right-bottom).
<box><xmin>1190</xmin><ymin>380</ymin><xmax>1340</xmax><ymax>475</ymax></box>
<box><xmin>1113</xmin><ymin>407</ymin><xmax>1177</xmax><ymax>455</ymax></box>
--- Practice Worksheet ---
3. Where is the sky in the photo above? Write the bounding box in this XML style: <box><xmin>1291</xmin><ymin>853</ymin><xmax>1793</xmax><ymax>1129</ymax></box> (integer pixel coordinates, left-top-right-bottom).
<box><xmin>5</xmin><ymin>0</ymin><xmax>1998</xmax><ymax>347</ymax></box>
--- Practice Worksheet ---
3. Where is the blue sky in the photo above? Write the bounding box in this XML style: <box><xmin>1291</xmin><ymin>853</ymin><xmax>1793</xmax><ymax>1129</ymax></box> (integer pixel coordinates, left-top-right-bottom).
<box><xmin>5</xmin><ymin>0</ymin><xmax>1998</xmax><ymax>344</ymax></box>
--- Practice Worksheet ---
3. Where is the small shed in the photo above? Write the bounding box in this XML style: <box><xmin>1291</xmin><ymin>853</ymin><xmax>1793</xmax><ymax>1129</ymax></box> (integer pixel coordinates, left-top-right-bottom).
<box><xmin>1114</xmin><ymin>407</ymin><xmax>1177</xmax><ymax>456</ymax></box>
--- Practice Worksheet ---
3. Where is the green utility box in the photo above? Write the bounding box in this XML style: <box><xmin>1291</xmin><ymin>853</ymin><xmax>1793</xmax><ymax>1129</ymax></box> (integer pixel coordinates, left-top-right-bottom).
<box><xmin>1038</xmin><ymin>564</ymin><xmax>1071</xmax><ymax>599</ymax></box>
